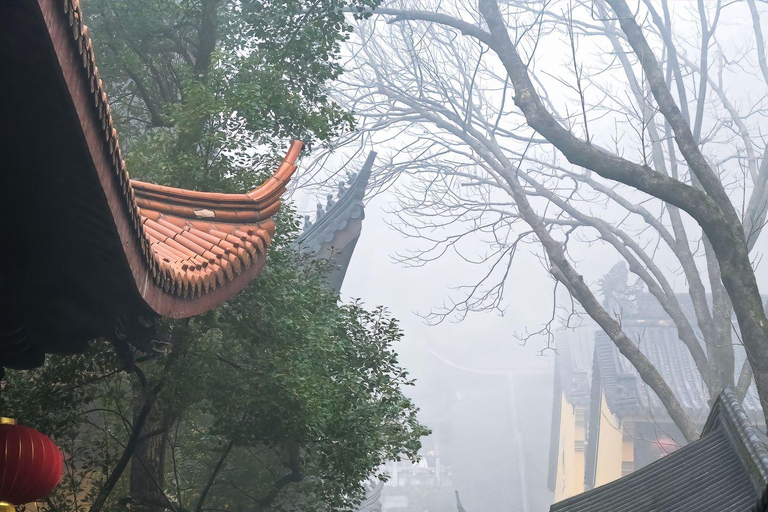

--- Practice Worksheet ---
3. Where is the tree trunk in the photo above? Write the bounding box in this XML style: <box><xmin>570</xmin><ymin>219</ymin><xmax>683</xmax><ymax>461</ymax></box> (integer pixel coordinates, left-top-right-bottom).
<box><xmin>130</xmin><ymin>403</ymin><xmax>168</xmax><ymax>512</ymax></box>
<box><xmin>477</xmin><ymin>0</ymin><xmax>768</xmax><ymax>423</ymax></box>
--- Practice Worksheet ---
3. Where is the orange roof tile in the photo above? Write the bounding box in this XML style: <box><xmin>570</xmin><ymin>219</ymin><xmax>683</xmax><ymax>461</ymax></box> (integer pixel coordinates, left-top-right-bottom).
<box><xmin>132</xmin><ymin>147</ymin><xmax>299</xmax><ymax>299</ymax></box>
<box><xmin>45</xmin><ymin>0</ymin><xmax>302</xmax><ymax>315</ymax></box>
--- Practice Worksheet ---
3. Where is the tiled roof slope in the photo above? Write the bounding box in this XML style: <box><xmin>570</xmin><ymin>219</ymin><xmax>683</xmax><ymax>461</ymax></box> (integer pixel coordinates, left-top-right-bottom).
<box><xmin>133</xmin><ymin>146</ymin><xmax>300</xmax><ymax>299</ymax></box>
<box><xmin>42</xmin><ymin>0</ymin><xmax>301</xmax><ymax>315</ymax></box>
<box><xmin>593</xmin><ymin>330</ymin><xmax>763</xmax><ymax>422</ymax></box>
<box><xmin>297</xmin><ymin>151</ymin><xmax>375</xmax><ymax>255</ymax></box>
<box><xmin>551</xmin><ymin>389</ymin><xmax>768</xmax><ymax>512</ymax></box>
<box><xmin>296</xmin><ymin>151</ymin><xmax>375</xmax><ymax>293</ymax></box>
<box><xmin>555</xmin><ymin>326</ymin><xmax>596</xmax><ymax>407</ymax></box>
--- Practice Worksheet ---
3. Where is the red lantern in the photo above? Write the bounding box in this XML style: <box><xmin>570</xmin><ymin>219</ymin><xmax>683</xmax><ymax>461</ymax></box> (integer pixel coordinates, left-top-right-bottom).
<box><xmin>0</xmin><ymin>418</ymin><xmax>63</xmax><ymax>511</ymax></box>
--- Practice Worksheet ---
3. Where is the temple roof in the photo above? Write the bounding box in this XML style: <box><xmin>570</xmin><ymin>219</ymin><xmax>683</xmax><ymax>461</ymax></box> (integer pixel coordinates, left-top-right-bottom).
<box><xmin>551</xmin><ymin>389</ymin><xmax>768</xmax><ymax>512</ymax></box>
<box><xmin>296</xmin><ymin>151</ymin><xmax>376</xmax><ymax>293</ymax></box>
<box><xmin>356</xmin><ymin>481</ymin><xmax>383</xmax><ymax>511</ymax></box>
<box><xmin>0</xmin><ymin>0</ymin><xmax>299</xmax><ymax>369</ymax></box>
<box><xmin>576</xmin><ymin>263</ymin><xmax>764</xmax><ymax>422</ymax></box>
<box><xmin>592</xmin><ymin>329</ymin><xmax>762</xmax><ymax>422</ymax></box>
<box><xmin>51</xmin><ymin>0</ymin><xmax>300</xmax><ymax>311</ymax></box>
<box><xmin>133</xmin><ymin>145</ymin><xmax>300</xmax><ymax>302</ymax></box>
<box><xmin>298</xmin><ymin>151</ymin><xmax>375</xmax><ymax>255</ymax></box>
<box><xmin>455</xmin><ymin>491</ymin><xmax>468</xmax><ymax>512</ymax></box>
<box><xmin>553</xmin><ymin>325</ymin><xmax>596</xmax><ymax>407</ymax></box>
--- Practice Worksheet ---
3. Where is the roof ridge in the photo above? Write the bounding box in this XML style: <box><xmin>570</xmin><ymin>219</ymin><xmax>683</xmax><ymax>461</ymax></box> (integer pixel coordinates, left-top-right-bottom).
<box><xmin>297</xmin><ymin>150</ymin><xmax>376</xmax><ymax>252</ymax></box>
<box><xmin>704</xmin><ymin>388</ymin><xmax>768</xmax><ymax>489</ymax></box>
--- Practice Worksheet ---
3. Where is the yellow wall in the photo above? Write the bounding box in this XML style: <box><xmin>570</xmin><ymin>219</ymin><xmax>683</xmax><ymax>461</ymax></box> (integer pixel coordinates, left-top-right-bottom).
<box><xmin>622</xmin><ymin>423</ymin><xmax>635</xmax><ymax>477</ymax></box>
<box><xmin>553</xmin><ymin>394</ymin><xmax>587</xmax><ymax>501</ymax></box>
<box><xmin>594</xmin><ymin>393</ymin><xmax>624</xmax><ymax>487</ymax></box>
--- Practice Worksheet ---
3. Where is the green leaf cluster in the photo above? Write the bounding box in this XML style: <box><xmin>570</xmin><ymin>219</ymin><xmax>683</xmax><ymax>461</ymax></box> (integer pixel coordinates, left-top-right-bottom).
<box><xmin>84</xmin><ymin>0</ymin><xmax>377</xmax><ymax>191</ymax></box>
<box><xmin>1</xmin><ymin>242</ymin><xmax>428</xmax><ymax>510</ymax></box>
<box><xmin>0</xmin><ymin>0</ymin><xmax>429</xmax><ymax>510</ymax></box>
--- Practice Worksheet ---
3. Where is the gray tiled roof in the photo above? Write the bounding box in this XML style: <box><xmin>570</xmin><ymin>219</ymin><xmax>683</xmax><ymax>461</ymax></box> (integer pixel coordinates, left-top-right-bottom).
<box><xmin>551</xmin><ymin>389</ymin><xmax>768</xmax><ymax>512</ymax></box>
<box><xmin>296</xmin><ymin>151</ymin><xmax>375</xmax><ymax>255</ymax></box>
<box><xmin>555</xmin><ymin>326</ymin><xmax>596</xmax><ymax>407</ymax></box>
<box><xmin>295</xmin><ymin>151</ymin><xmax>375</xmax><ymax>294</ymax></box>
<box><xmin>593</xmin><ymin>329</ymin><xmax>763</xmax><ymax>423</ymax></box>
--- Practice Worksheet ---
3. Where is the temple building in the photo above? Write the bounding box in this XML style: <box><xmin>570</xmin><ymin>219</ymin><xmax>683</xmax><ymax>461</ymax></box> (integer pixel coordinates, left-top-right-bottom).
<box><xmin>548</xmin><ymin>263</ymin><xmax>763</xmax><ymax>502</ymax></box>
<box><xmin>552</xmin><ymin>389</ymin><xmax>768</xmax><ymax>512</ymax></box>
<box><xmin>585</xmin><ymin>328</ymin><xmax>762</xmax><ymax>491</ymax></box>
<box><xmin>548</xmin><ymin>325</ymin><xmax>595</xmax><ymax>501</ymax></box>
<box><xmin>296</xmin><ymin>151</ymin><xmax>376</xmax><ymax>293</ymax></box>
<box><xmin>0</xmin><ymin>0</ymin><xmax>301</xmax><ymax>372</ymax></box>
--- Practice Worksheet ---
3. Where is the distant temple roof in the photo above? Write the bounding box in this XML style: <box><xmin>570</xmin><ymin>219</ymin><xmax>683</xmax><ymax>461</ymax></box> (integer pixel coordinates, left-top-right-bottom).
<box><xmin>0</xmin><ymin>0</ymin><xmax>299</xmax><ymax>369</ymax></box>
<box><xmin>455</xmin><ymin>491</ymin><xmax>467</xmax><ymax>512</ymax></box>
<box><xmin>584</xmin><ymin>270</ymin><xmax>763</xmax><ymax>491</ymax></box>
<box><xmin>592</xmin><ymin>330</ymin><xmax>762</xmax><ymax>422</ymax></box>
<box><xmin>296</xmin><ymin>151</ymin><xmax>375</xmax><ymax>293</ymax></box>
<box><xmin>133</xmin><ymin>152</ymin><xmax>299</xmax><ymax>303</ymax></box>
<box><xmin>586</xmin><ymin>262</ymin><xmax>762</xmax><ymax>422</ymax></box>
<box><xmin>356</xmin><ymin>481</ymin><xmax>383</xmax><ymax>512</ymax></box>
<box><xmin>554</xmin><ymin>326</ymin><xmax>596</xmax><ymax>408</ymax></box>
<box><xmin>551</xmin><ymin>389</ymin><xmax>768</xmax><ymax>512</ymax></box>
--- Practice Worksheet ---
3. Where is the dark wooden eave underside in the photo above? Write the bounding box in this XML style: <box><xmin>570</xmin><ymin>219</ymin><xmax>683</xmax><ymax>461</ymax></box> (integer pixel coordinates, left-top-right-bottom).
<box><xmin>0</xmin><ymin>0</ymin><xmax>300</xmax><ymax>369</ymax></box>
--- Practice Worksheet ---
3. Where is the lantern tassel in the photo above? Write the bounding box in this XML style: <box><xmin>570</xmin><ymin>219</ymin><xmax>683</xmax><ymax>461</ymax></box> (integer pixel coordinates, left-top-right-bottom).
<box><xmin>0</xmin><ymin>501</ymin><xmax>15</xmax><ymax>511</ymax></box>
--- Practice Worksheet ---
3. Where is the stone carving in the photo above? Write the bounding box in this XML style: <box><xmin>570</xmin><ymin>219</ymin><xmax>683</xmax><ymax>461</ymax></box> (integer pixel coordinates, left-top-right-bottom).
<box><xmin>598</xmin><ymin>262</ymin><xmax>643</xmax><ymax>317</ymax></box>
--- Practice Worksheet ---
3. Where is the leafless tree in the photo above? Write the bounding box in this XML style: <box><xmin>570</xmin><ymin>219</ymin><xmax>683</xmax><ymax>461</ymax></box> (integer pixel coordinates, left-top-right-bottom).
<box><xmin>312</xmin><ymin>0</ymin><xmax>768</xmax><ymax>440</ymax></box>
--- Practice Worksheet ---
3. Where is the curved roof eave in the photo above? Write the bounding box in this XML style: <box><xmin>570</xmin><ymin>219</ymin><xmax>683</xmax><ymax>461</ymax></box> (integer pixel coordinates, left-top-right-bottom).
<box><xmin>41</xmin><ymin>0</ymin><xmax>302</xmax><ymax>318</ymax></box>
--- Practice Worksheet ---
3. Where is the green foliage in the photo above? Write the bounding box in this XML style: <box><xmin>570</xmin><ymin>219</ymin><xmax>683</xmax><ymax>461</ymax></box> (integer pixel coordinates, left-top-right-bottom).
<box><xmin>1</xmin><ymin>221</ymin><xmax>427</xmax><ymax>511</ymax></box>
<box><xmin>0</xmin><ymin>346</ymin><xmax>135</xmax><ymax>510</ymax></box>
<box><xmin>166</xmin><ymin>245</ymin><xmax>427</xmax><ymax>510</ymax></box>
<box><xmin>0</xmin><ymin>0</ymin><xmax>429</xmax><ymax>510</ymax></box>
<box><xmin>84</xmin><ymin>0</ymin><xmax>378</xmax><ymax>191</ymax></box>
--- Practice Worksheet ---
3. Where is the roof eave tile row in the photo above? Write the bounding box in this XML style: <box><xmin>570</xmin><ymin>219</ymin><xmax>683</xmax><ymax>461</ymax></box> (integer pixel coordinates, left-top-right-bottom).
<box><xmin>60</xmin><ymin>0</ymin><xmax>302</xmax><ymax>302</ymax></box>
<box><xmin>552</xmin><ymin>389</ymin><xmax>766</xmax><ymax>512</ymax></box>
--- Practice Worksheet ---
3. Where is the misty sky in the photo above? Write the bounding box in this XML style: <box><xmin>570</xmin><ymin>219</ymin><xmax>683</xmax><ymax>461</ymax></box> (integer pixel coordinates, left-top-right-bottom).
<box><xmin>290</xmin><ymin>2</ymin><xmax>768</xmax><ymax>509</ymax></box>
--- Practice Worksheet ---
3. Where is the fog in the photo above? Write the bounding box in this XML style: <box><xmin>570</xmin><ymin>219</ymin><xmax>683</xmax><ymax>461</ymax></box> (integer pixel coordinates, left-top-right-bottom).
<box><xmin>297</xmin><ymin>169</ymin><xmax>768</xmax><ymax>511</ymax></box>
<box><xmin>295</xmin><ymin>164</ymin><xmax>620</xmax><ymax>511</ymax></box>
<box><xmin>12</xmin><ymin>0</ymin><xmax>768</xmax><ymax>511</ymax></box>
<box><xmin>294</xmin><ymin>186</ymin><xmax>554</xmax><ymax>511</ymax></box>
<box><xmin>293</xmin><ymin>1</ymin><xmax>768</xmax><ymax>509</ymax></box>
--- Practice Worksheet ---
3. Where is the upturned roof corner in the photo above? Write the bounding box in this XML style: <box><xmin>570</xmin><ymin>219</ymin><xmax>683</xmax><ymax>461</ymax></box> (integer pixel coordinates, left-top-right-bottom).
<box><xmin>297</xmin><ymin>150</ymin><xmax>376</xmax><ymax>256</ymax></box>
<box><xmin>0</xmin><ymin>0</ymin><xmax>301</xmax><ymax>369</ymax></box>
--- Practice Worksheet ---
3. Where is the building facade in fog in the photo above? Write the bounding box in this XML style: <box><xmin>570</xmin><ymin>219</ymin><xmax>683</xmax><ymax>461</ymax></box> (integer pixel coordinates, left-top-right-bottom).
<box><xmin>549</xmin><ymin>263</ymin><xmax>764</xmax><ymax>503</ymax></box>
<box><xmin>548</xmin><ymin>325</ymin><xmax>594</xmax><ymax>501</ymax></box>
<box><xmin>552</xmin><ymin>389</ymin><xmax>768</xmax><ymax>512</ymax></box>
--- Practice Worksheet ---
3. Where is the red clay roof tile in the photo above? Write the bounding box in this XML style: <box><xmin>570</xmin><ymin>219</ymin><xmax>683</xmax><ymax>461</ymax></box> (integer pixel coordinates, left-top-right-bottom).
<box><xmin>55</xmin><ymin>0</ymin><xmax>303</xmax><ymax>311</ymax></box>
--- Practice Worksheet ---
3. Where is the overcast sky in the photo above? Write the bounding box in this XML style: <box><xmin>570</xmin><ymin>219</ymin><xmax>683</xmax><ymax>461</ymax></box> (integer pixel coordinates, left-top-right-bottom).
<box><xmin>289</xmin><ymin>3</ymin><xmax>768</xmax><ymax>508</ymax></box>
